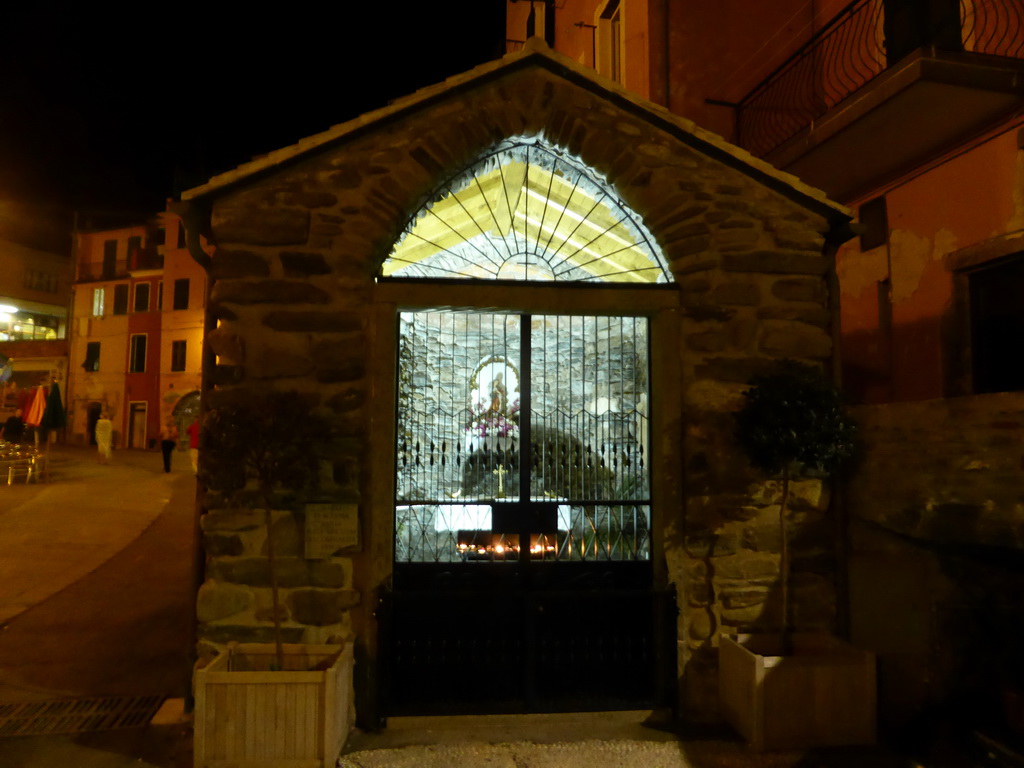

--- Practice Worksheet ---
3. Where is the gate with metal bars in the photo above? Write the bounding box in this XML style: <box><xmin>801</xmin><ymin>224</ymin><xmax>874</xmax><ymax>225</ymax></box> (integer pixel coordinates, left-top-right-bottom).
<box><xmin>381</xmin><ymin>310</ymin><xmax>676</xmax><ymax>715</ymax></box>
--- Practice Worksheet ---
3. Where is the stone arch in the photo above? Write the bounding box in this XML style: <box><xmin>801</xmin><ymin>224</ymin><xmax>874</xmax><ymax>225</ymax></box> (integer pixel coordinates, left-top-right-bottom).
<box><xmin>171</xmin><ymin>390</ymin><xmax>200</xmax><ymax>433</ymax></box>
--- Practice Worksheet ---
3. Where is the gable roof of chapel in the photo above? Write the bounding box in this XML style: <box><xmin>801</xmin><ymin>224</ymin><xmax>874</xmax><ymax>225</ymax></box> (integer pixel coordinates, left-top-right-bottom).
<box><xmin>182</xmin><ymin>39</ymin><xmax>851</xmax><ymax>232</ymax></box>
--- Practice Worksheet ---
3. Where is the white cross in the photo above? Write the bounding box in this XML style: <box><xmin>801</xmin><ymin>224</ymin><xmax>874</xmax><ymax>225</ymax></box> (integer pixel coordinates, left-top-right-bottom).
<box><xmin>492</xmin><ymin>464</ymin><xmax>508</xmax><ymax>497</ymax></box>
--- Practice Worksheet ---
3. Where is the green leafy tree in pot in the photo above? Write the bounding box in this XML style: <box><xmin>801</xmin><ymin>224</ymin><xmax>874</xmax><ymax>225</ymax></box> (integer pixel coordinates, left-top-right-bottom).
<box><xmin>734</xmin><ymin>361</ymin><xmax>856</xmax><ymax>652</ymax></box>
<box><xmin>201</xmin><ymin>389</ymin><xmax>331</xmax><ymax>669</ymax></box>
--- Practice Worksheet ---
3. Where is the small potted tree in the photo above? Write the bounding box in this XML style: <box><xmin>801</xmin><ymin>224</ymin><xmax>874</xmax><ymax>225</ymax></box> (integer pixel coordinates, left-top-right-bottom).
<box><xmin>192</xmin><ymin>389</ymin><xmax>354</xmax><ymax>768</ymax></box>
<box><xmin>719</xmin><ymin>361</ymin><xmax>874</xmax><ymax>750</ymax></box>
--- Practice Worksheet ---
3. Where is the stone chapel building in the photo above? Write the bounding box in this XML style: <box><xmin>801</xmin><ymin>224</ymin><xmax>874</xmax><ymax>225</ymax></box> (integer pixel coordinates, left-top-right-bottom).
<box><xmin>180</xmin><ymin>39</ymin><xmax>854</xmax><ymax>725</ymax></box>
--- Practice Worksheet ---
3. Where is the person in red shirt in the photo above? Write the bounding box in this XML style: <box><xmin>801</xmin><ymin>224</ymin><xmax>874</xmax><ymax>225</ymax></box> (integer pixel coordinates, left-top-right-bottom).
<box><xmin>186</xmin><ymin>419</ymin><xmax>200</xmax><ymax>474</ymax></box>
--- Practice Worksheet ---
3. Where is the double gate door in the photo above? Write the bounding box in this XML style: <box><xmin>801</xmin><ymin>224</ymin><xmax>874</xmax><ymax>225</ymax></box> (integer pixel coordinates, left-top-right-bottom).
<box><xmin>382</xmin><ymin>311</ymin><xmax>675</xmax><ymax>715</ymax></box>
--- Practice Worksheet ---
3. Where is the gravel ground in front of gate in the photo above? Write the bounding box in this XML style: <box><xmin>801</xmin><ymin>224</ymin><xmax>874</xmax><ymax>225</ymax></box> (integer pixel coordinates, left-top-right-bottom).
<box><xmin>339</xmin><ymin>713</ymin><xmax>914</xmax><ymax>768</ymax></box>
<box><xmin>339</xmin><ymin>738</ymin><xmax>912</xmax><ymax>768</ymax></box>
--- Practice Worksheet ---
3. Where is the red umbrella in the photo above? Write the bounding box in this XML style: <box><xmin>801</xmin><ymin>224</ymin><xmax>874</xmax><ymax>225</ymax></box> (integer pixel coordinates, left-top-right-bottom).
<box><xmin>24</xmin><ymin>386</ymin><xmax>46</xmax><ymax>427</ymax></box>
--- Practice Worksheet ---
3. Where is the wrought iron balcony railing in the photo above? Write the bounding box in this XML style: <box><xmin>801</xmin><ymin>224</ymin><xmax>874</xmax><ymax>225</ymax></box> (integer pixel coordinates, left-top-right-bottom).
<box><xmin>131</xmin><ymin>246</ymin><xmax>164</xmax><ymax>271</ymax></box>
<box><xmin>736</xmin><ymin>0</ymin><xmax>1024</xmax><ymax>158</ymax></box>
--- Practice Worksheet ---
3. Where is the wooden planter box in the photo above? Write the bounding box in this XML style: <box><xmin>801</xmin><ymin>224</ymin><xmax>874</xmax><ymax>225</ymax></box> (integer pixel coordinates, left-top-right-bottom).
<box><xmin>194</xmin><ymin>642</ymin><xmax>354</xmax><ymax>768</ymax></box>
<box><xmin>719</xmin><ymin>633</ymin><xmax>876</xmax><ymax>751</ymax></box>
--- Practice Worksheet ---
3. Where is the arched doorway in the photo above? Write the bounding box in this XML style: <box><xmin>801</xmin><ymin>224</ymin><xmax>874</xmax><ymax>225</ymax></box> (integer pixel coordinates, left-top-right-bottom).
<box><xmin>172</xmin><ymin>391</ymin><xmax>200</xmax><ymax>450</ymax></box>
<box><xmin>377</xmin><ymin>137</ymin><xmax>678</xmax><ymax>714</ymax></box>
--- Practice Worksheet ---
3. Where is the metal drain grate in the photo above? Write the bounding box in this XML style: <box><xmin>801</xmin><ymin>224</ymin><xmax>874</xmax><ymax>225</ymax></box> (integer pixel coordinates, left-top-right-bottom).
<box><xmin>0</xmin><ymin>695</ymin><xmax>165</xmax><ymax>737</ymax></box>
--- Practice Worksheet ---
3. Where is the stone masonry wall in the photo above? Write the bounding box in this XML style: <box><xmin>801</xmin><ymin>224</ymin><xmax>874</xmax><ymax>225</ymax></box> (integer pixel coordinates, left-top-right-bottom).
<box><xmin>849</xmin><ymin>392</ymin><xmax>1024</xmax><ymax>549</ymax></box>
<box><xmin>191</xmin><ymin>58</ymin><xmax>848</xmax><ymax>721</ymax></box>
<box><xmin>662</xmin><ymin>171</ymin><xmax>839</xmax><ymax>719</ymax></box>
<box><xmin>197</xmin><ymin>509</ymin><xmax>357</xmax><ymax>650</ymax></box>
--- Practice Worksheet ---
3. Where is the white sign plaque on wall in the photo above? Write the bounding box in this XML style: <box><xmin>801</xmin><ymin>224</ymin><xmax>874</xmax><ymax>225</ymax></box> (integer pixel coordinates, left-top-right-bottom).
<box><xmin>304</xmin><ymin>503</ymin><xmax>359</xmax><ymax>559</ymax></box>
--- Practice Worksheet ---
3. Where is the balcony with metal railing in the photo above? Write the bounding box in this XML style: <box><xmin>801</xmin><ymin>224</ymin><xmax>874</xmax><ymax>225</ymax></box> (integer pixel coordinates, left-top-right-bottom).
<box><xmin>75</xmin><ymin>247</ymin><xmax>164</xmax><ymax>283</ymax></box>
<box><xmin>76</xmin><ymin>260</ymin><xmax>127</xmax><ymax>283</ymax></box>
<box><xmin>737</xmin><ymin>0</ymin><xmax>1024</xmax><ymax>201</ymax></box>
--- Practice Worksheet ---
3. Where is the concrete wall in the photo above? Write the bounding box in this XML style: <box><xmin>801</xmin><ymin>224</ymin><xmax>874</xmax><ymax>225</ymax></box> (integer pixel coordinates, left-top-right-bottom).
<box><xmin>838</xmin><ymin>117</ymin><xmax>1024</xmax><ymax>403</ymax></box>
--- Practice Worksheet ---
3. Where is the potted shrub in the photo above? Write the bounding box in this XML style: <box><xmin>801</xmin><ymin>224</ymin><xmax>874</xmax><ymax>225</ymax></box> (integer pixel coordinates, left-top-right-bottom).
<box><xmin>719</xmin><ymin>361</ymin><xmax>874</xmax><ymax>750</ymax></box>
<box><xmin>192</xmin><ymin>390</ymin><xmax>354</xmax><ymax>768</ymax></box>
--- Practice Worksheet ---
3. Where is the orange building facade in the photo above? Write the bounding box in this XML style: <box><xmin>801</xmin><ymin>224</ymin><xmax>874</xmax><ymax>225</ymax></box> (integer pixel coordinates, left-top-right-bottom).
<box><xmin>508</xmin><ymin>0</ymin><xmax>1024</xmax><ymax>403</ymax></box>
<box><xmin>68</xmin><ymin>208</ymin><xmax>208</xmax><ymax>449</ymax></box>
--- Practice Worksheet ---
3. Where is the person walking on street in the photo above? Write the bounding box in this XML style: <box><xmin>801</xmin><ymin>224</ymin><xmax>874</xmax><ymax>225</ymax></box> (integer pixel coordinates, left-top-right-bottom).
<box><xmin>95</xmin><ymin>410</ymin><xmax>113</xmax><ymax>464</ymax></box>
<box><xmin>186</xmin><ymin>418</ymin><xmax>200</xmax><ymax>474</ymax></box>
<box><xmin>160</xmin><ymin>420</ymin><xmax>179</xmax><ymax>473</ymax></box>
<box><xmin>1</xmin><ymin>408</ymin><xmax>25</xmax><ymax>444</ymax></box>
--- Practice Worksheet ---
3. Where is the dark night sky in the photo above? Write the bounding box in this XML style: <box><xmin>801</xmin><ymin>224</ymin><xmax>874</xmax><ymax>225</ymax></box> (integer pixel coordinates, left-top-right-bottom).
<box><xmin>0</xmin><ymin>3</ymin><xmax>507</xmax><ymax>219</ymax></box>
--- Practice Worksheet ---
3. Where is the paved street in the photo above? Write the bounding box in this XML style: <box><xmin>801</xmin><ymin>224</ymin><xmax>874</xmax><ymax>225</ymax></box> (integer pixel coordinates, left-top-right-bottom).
<box><xmin>0</xmin><ymin>444</ymin><xmax>923</xmax><ymax>768</ymax></box>
<box><xmin>0</xmin><ymin>443</ymin><xmax>196</xmax><ymax>767</ymax></box>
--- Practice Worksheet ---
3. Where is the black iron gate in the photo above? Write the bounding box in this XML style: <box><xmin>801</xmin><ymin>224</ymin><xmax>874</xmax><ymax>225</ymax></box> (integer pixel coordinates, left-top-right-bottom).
<box><xmin>382</xmin><ymin>311</ymin><xmax>675</xmax><ymax>715</ymax></box>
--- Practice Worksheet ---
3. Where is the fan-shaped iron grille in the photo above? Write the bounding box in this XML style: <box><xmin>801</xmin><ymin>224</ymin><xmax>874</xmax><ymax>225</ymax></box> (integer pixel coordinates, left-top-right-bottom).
<box><xmin>382</xmin><ymin>137</ymin><xmax>671</xmax><ymax>283</ymax></box>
